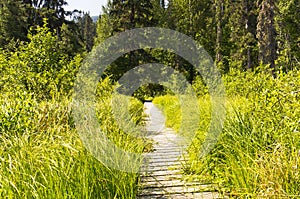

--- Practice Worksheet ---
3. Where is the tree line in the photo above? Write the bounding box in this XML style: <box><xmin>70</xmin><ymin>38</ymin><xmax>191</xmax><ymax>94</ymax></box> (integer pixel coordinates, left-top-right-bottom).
<box><xmin>0</xmin><ymin>0</ymin><xmax>96</xmax><ymax>53</ymax></box>
<box><xmin>1</xmin><ymin>0</ymin><xmax>299</xmax><ymax>79</ymax></box>
<box><xmin>95</xmin><ymin>0</ymin><xmax>299</xmax><ymax>89</ymax></box>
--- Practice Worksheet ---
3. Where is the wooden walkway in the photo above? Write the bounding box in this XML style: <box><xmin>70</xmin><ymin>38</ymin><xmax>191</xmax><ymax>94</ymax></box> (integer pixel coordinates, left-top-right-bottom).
<box><xmin>138</xmin><ymin>102</ymin><xmax>220</xmax><ymax>199</ymax></box>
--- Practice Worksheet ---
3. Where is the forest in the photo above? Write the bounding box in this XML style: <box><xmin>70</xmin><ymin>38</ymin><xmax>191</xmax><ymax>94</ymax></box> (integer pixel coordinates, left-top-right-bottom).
<box><xmin>0</xmin><ymin>0</ymin><xmax>299</xmax><ymax>198</ymax></box>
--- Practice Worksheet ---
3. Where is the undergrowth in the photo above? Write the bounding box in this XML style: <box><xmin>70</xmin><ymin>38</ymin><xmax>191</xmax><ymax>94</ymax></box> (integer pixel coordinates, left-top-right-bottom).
<box><xmin>0</xmin><ymin>23</ymin><xmax>146</xmax><ymax>198</ymax></box>
<box><xmin>153</xmin><ymin>68</ymin><xmax>300</xmax><ymax>197</ymax></box>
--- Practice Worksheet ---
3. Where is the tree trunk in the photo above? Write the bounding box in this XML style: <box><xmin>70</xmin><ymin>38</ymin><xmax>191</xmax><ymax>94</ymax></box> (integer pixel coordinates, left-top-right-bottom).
<box><xmin>257</xmin><ymin>0</ymin><xmax>277</xmax><ymax>73</ymax></box>
<box><xmin>161</xmin><ymin>0</ymin><xmax>165</xmax><ymax>8</ymax></box>
<box><xmin>215</xmin><ymin>0</ymin><xmax>223</xmax><ymax>64</ymax></box>
<box><xmin>245</xmin><ymin>0</ymin><xmax>252</xmax><ymax>70</ymax></box>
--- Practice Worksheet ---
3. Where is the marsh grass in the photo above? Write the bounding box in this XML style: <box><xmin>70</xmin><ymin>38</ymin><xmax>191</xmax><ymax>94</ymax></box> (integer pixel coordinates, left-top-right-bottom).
<box><xmin>153</xmin><ymin>69</ymin><xmax>300</xmax><ymax>197</ymax></box>
<box><xmin>0</xmin><ymin>24</ymin><xmax>147</xmax><ymax>198</ymax></box>
<box><xmin>0</xmin><ymin>79</ymin><xmax>146</xmax><ymax>198</ymax></box>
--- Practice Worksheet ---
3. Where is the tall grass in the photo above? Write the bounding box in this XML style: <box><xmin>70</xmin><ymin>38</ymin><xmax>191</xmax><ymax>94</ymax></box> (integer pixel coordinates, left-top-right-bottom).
<box><xmin>0</xmin><ymin>79</ymin><xmax>146</xmax><ymax>198</ymax></box>
<box><xmin>153</xmin><ymin>68</ymin><xmax>300</xmax><ymax>197</ymax></box>
<box><xmin>0</xmin><ymin>24</ymin><xmax>147</xmax><ymax>198</ymax></box>
<box><xmin>153</xmin><ymin>95</ymin><xmax>182</xmax><ymax>132</ymax></box>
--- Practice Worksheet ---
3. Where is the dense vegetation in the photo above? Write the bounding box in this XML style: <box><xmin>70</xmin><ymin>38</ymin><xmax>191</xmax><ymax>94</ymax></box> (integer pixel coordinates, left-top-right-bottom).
<box><xmin>154</xmin><ymin>67</ymin><xmax>300</xmax><ymax>197</ymax></box>
<box><xmin>1</xmin><ymin>0</ymin><xmax>299</xmax><ymax>198</ymax></box>
<box><xmin>0</xmin><ymin>21</ymin><xmax>146</xmax><ymax>198</ymax></box>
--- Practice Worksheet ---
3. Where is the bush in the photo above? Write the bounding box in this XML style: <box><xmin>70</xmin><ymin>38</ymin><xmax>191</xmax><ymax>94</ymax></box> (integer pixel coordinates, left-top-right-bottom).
<box><xmin>0</xmin><ymin>20</ymin><xmax>146</xmax><ymax>198</ymax></box>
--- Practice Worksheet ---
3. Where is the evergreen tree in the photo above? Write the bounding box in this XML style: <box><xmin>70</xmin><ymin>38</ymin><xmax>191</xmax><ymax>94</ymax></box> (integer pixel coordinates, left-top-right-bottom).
<box><xmin>165</xmin><ymin>0</ymin><xmax>216</xmax><ymax>79</ymax></box>
<box><xmin>0</xmin><ymin>0</ymin><xmax>28</xmax><ymax>47</ymax></box>
<box><xmin>22</xmin><ymin>0</ymin><xmax>72</xmax><ymax>37</ymax></box>
<box><xmin>78</xmin><ymin>13</ymin><xmax>96</xmax><ymax>52</ymax></box>
<box><xmin>227</xmin><ymin>0</ymin><xmax>258</xmax><ymax>70</ymax></box>
<box><xmin>59</xmin><ymin>22</ymin><xmax>84</xmax><ymax>56</ymax></box>
<box><xmin>152</xmin><ymin>0</ymin><xmax>168</xmax><ymax>27</ymax></box>
<box><xmin>257</xmin><ymin>0</ymin><xmax>277</xmax><ymax>71</ymax></box>
<box><xmin>38</xmin><ymin>0</ymin><xmax>70</xmax><ymax>37</ymax></box>
<box><xmin>84</xmin><ymin>14</ymin><xmax>96</xmax><ymax>52</ymax></box>
<box><xmin>109</xmin><ymin>0</ymin><xmax>156</xmax><ymax>32</ymax></box>
<box><xmin>276</xmin><ymin>0</ymin><xmax>300</xmax><ymax>71</ymax></box>
<box><xmin>95</xmin><ymin>0</ymin><xmax>157</xmax><ymax>81</ymax></box>
<box><xmin>95</xmin><ymin>6</ymin><xmax>113</xmax><ymax>45</ymax></box>
<box><xmin>215</xmin><ymin>0</ymin><xmax>224</xmax><ymax>65</ymax></box>
<box><xmin>0</xmin><ymin>0</ymin><xmax>76</xmax><ymax>49</ymax></box>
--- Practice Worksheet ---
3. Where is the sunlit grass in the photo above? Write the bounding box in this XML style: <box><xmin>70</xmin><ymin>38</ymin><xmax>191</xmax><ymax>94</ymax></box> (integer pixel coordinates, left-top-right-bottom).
<box><xmin>0</xmin><ymin>79</ymin><xmax>146</xmax><ymax>198</ymax></box>
<box><xmin>153</xmin><ymin>69</ymin><xmax>300</xmax><ymax>197</ymax></box>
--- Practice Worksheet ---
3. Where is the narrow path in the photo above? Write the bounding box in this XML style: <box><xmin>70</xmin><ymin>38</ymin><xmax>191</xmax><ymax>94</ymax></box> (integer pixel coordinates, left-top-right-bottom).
<box><xmin>138</xmin><ymin>102</ymin><xmax>220</xmax><ymax>199</ymax></box>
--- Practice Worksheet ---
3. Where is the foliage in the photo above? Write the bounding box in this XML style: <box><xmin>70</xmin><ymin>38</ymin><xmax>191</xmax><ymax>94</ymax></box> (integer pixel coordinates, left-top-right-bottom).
<box><xmin>0</xmin><ymin>22</ymin><xmax>146</xmax><ymax>198</ymax></box>
<box><xmin>77</xmin><ymin>13</ymin><xmax>96</xmax><ymax>52</ymax></box>
<box><xmin>94</xmin><ymin>9</ymin><xmax>112</xmax><ymax>46</ymax></box>
<box><xmin>133</xmin><ymin>84</ymin><xmax>168</xmax><ymax>102</ymax></box>
<box><xmin>153</xmin><ymin>69</ymin><xmax>300</xmax><ymax>197</ymax></box>
<box><xmin>0</xmin><ymin>0</ymin><xmax>28</xmax><ymax>47</ymax></box>
<box><xmin>0</xmin><ymin>85</ymin><xmax>145</xmax><ymax>198</ymax></box>
<box><xmin>1</xmin><ymin>0</ymin><xmax>300</xmax><ymax>198</ymax></box>
<box><xmin>276</xmin><ymin>0</ymin><xmax>300</xmax><ymax>71</ymax></box>
<box><xmin>257</xmin><ymin>0</ymin><xmax>277</xmax><ymax>71</ymax></box>
<box><xmin>153</xmin><ymin>95</ymin><xmax>181</xmax><ymax>132</ymax></box>
<box><xmin>0</xmin><ymin>20</ymin><xmax>81</xmax><ymax>100</ymax></box>
<box><xmin>95</xmin><ymin>0</ymin><xmax>158</xmax><ymax>82</ymax></box>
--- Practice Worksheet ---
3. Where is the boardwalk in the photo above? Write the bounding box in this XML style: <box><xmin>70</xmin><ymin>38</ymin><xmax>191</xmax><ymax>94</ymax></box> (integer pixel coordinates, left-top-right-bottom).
<box><xmin>138</xmin><ymin>102</ymin><xmax>220</xmax><ymax>199</ymax></box>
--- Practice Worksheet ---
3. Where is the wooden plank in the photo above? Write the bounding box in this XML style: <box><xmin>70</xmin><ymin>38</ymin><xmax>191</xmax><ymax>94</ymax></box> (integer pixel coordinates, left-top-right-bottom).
<box><xmin>140</xmin><ymin>180</ymin><xmax>212</xmax><ymax>189</ymax></box>
<box><xmin>138</xmin><ymin>103</ymin><xmax>220</xmax><ymax>199</ymax></box>
<box><xmin>138</xmin><ymin>185</ymin><xmax>216</xmax><ymax>195</ymax></box>
<box><xmin>140</xmin><ymin>168</ymin><xmax>181</xmax><ymax>174</ymax></box>
<box><xmin>140</xmin><ymin>174</ymin><xmax>183</xmax><ymax>182</ymax></box>
<box><xmin>138</xmin><ymin>192</ymin><xmax>222</xmax><ymax>199</ymax></box>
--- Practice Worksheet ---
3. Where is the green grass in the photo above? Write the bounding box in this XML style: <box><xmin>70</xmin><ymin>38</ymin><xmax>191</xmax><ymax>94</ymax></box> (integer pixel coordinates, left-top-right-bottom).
<box><xmin>153</xmin><ymin>95</ymin><xmax>182</xmax><ymax>132</ymax></box>
<box><xmin>0</xmin><ymin>79</ymin><xmax>146</xmax><ymax>198</ymax></box>
<box><xmin>153</xmin><ymin>69</ymin><xmax>300</xmax><ymax>197</ymax></box>
<box><xmin>0</xmin><ymin>27</ymin><xmax>147</xmax><ymax>197</ymax></box>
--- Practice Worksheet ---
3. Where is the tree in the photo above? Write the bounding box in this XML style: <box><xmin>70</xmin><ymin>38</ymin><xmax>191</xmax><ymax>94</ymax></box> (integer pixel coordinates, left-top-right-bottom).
<box><xmin>215</xmin><ymin>0</ymin><xmax>224</xmax><ymax>65</ymax></box>
<box><xmin>59</xmin><ymin>22</ymin><xmax>84</xmax><ymax>56</ymax></box>
<box><xmin>0</xmin><ymin>0</ymin><xmax>28</xmax><ymax>47</ymax></box>
<box><xmin>95</xmin><ymin>0</ymin><xmax>157</xmax><ymax>81</ymax></box>
<box><xmin>0</xmin><ymin>0</ymin><xmax>77</xmax><ymax>49</ymax></box>
<box><xmin>9</xmin><ymin>19</ymin><xmax>79</xmax><ymax>99</ymax></box>
<box><xmin>164</xmin><ymin>0</ymin><xmax>217</xmax><ymax>80</ymax></box>
<box><xmin>227</xmin><ymin>0</ymin><xmax>258</xmax><ymax>70</ymax></box>
<box><xmin>109</xmin><ymin>0</ymin><xmax>156</xmax><ymax>32</ymax></box>
<box><xmin>21</xmin><ymin>0</ymin><xmax>72</xmax><ymax>38</ymax></box>
<box><xmin>276</xmin><ymin>0</ymin><xmax>300</xmax><ymax>71</ymax></box>
<box><xmin>95</xmin><ymin>4</ymin><xmax>113</xmax><ymax>45</ymax></box>
<box><xmin>152</xmin><ymin>0</ymin><xmax>168</xmax><ymax>28</ymax></box>
<box><xmin>257</xmin><ymin>0</ymin><xmax>277</xmax><ymax>72</ymax></box>
<box><xmin>77</xmin><ymin>13</ymin><xmax>96</xmax><ymax>52</ymax></box>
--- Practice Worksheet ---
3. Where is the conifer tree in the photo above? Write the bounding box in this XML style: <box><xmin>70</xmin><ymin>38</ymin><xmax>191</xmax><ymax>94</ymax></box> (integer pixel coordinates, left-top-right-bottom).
<box><xmin>77</xmin><ymin>13</ymin><xmax>96</xmax><ymax>52</ymax></box>
<box><xmin>215</xmin><ymin>0</ymin><xmax>224</xmax><ymax>65</ymax></box>
<box><xmin>276</xmin><ymin>0</ymin><xmax>300</xmax><ymax>71</ymax></box>
<box><xmin>257</xmin><ymin>0</ymin><xmax>277</xmax><ymax>71</ymax></box>
<box><xmin>0</xmin><ymin>0</ymin><xmax>28</xmax><ymax>47</ymax></box>
<box><xmin>110</xmin><ymin>0</ymin><xmax>156</xmax><ymax>32</ymax></box>
<box><xmin>95</xmin><ymin>0</ymin><xmax>157</xmax><ymax>80</ymax></box>
<box><xmin>227</xmin><ymin>0</ymin><xmax>258</xmax><ymax>70</ymax></box>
